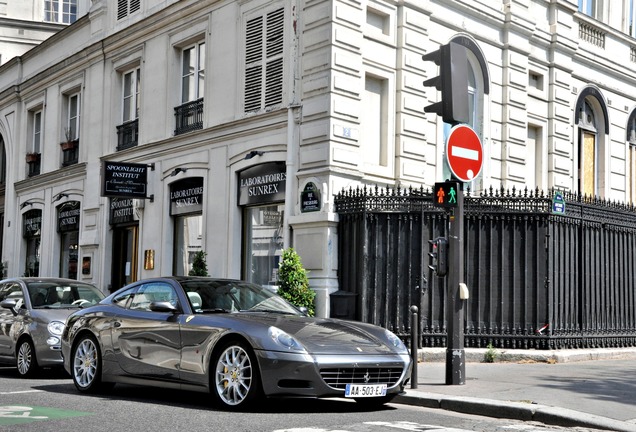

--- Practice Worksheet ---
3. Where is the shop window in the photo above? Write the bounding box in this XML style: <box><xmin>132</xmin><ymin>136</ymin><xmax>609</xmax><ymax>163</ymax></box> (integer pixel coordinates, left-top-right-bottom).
<box><xmin>244</xmin><ymin>7</ymin><xmax>284</xmax><ymax>112</ymax></box>
<box><xmin>243</xmin><ymin>204</ymin><xmax>284</xmax><ymax>287</ymax></box>
<box><xmin>23</xmin><ymin>210</ymin><xmax>42</xmax><ymax>277</ymax></box>
<box><xmin>170</xmin><ymin>178</ymin><xmax>204</xmax><ymax>275</ymax></box>
<box><xmin>58</xmin><ymin>201</ymin><xmax>80</xmax><ymax>279</ymax></box>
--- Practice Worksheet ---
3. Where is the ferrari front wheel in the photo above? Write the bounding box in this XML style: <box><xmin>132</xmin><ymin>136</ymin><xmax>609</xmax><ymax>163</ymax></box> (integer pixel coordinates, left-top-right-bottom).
<box><xmin>71</xmin><ymin>334</ymin><xmax>110</xmax><ymax>393</ymax></box>
<box><xmin>211</xmin><ymin>340</ymin><xmax>260</xmax><ymax>409</ymax></box>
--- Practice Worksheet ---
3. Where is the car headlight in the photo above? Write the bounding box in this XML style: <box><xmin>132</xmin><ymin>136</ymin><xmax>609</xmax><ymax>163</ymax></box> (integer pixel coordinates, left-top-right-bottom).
<box><xmin>385</xmin><ymin>329</ymin><xmax>407</xmax><ymax>352</ymax></box>
<box><xmin>48</xmin><ymin>321</ymin><xmax>65</xmax><ymax>336</ymax></box>
<box><xmin>268</xmin><ymin>326</ymin><xmax>306</xmax><ymax>352</ymax></box>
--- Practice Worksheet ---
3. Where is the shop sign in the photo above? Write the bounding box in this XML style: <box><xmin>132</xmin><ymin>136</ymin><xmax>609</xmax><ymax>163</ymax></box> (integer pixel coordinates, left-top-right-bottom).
<box><xmin>301</xmin><ymin>182</ymin><xmax>321</xmax><ymax>213</ymax></box>
<box><xmin>110</xmin><ymin>197</ymin><xmax>136</xmax><ymax>225</ymax></box>
<box><xmin>23</xmin><ymin>209</ymin><xmax>42</xmax><ymax>238</ymax></box>
<box><xmin>238</xmin><ymin>162</ymin><xmax>286</xmax><ymax>206</ymax></box>
<box><xmin>57</xmin><ymin>201</ymin><xmax>80</xmax><ymax>233</ymax></box>
<box><xmin>102</xmin><ymin>161</ymin><xmax>150</xmax><ymax>199</ymax></box>
<box><xmin>170</xmin><ymin>177</ymin><xmax>204</xmax><ymax>216</ymax></box>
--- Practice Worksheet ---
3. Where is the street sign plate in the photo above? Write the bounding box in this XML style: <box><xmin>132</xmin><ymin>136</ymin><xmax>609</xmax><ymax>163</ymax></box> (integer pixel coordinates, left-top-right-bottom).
<box><xmin>445</xmin><ymin>125</ymin><xmax>483</xmax><ymax>182</ymax></box>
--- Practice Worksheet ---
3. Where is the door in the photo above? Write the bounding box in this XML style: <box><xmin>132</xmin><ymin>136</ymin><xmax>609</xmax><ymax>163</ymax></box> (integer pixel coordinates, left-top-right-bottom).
<box><xmin>111</xmin><ymin>225</ymin><xmax>138</xmax><ymax>292</ymax></box>
<box><xmin>110</xmin><ymin>282</ymin><xmax>181</xmax><ymax>380</ymax></box>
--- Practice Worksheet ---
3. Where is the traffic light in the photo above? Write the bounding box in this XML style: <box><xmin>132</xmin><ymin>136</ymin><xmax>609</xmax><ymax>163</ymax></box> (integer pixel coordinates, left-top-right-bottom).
<box><xmin>428</xmin><ymin>237</ymin><xmax>449</xmax><ymax>277</ymax></box>
<box><xmin>422</xmin><ymin>40</ymin><xmax>469</xmax><ymax>125</ymax></box>
<box><xmin>433</xmin><ymin>181</ymin><xmax>460</xmax><ymax>208</ymax></box>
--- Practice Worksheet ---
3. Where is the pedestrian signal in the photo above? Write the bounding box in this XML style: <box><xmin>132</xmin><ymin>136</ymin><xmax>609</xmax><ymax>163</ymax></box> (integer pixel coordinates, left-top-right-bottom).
<box><xmin>433</xmin><ymin>181</ymin><xmax>460</xmax><ymax>208</ymax></box>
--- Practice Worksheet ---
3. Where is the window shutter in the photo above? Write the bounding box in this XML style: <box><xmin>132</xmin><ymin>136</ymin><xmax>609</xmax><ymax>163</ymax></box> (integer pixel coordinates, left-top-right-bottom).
<box><xmin>117</xmin><ymin>0</ymin><xmax>128</xmax><ymax>20</ymax></box>
<box><xmin>244</xmin><ymin>8</ymin><xmax>284</xmax><ymax>112</ymax></box>
<box><xmin>131</xmin><ymin>0</ymin><xmax>141</xmax><ymax>14</ymax></box>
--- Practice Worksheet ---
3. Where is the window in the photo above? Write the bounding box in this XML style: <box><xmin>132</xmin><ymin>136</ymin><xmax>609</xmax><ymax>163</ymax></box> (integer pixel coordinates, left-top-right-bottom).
<box><xmin>31</xmin><ymin>110</ymin><xmax>42</xmax><ymax>154</ymax></box>
<box><xmin>578</xmin><ymin>0</ymin><xmax>604</xmax><ymax>21</ymax></box>
<box><xmin>174</xmin><ymin>42</ymin><xmax>204</xmax><ymax>135</ymax></box>
<box><xmin>44</xmin><ymin>0</ymin><xmax>77</xmax><ymax>24</ymax></box>
<box><xmin>527</xmin><ymin>125</ymin><xmax>545</xmax><ymax>191</ymax></box>
<box><xmin>627</xmin><ymin>113</ymin><xmax>636</xmax><ymax>204</ymax></box>
<box><xmin>123</xmin><ymin>68</ymin><xmax>140</xmax><ymax>122</ymax></box>
<box><xmin>117</xmin><ymin>0</ymin><xmax>141</xmax><ymax>20</ymax></box>
<box><xmin>117</xmin><ymin>68</ymin><xmax>140</xmax><ymax>149</ymax></box>
<box><xmin>181</xmin><ymin>42</ymin><xmax>205</xmax><ymax>103</ymax></box>
<box><xmin>244</xmin><ymin>7</ymin><xmax>284</xmax><ymax>112</ymax></box>
<box><xmin>130</xmin><ymin>283</ymin><xmax>178</xmax><ymax>311</ymax></box>
<box><xmin>362</xmin><ymin>74</ymin><xmax>388</xmax><ymax>168</ymax></box>
<box><xmin>66</xmin><ymin>93</ymin><xmax>80</xmax><ymax>141</ymax></box>
<box><xmin>578</xmin><ymin>101</ymin><xmax>598</xmax><ymax>196</ymax></box>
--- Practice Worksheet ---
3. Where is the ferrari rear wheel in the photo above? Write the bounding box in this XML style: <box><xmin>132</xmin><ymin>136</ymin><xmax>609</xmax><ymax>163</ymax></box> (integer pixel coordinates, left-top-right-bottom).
<box><xmin>71</xmin><ymin>334</ymin><xmax>110</xmax><ymax>393</ymax></box>
<box><xmin>211</xmin><ymin>340</ymin><xmax>260</xmax><ymax>409</ymax></box>
<box><xmin>16</xmin><ymin>338</ymin><xmax>38</xmax><ymax>377</ymax></box>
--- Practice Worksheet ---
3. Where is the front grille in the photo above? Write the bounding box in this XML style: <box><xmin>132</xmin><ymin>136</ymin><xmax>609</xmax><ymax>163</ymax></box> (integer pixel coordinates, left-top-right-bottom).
<box><xmin>320</xmin><ymin>367</ymin><xmax>403</xmax><ymax>390</ymax></box>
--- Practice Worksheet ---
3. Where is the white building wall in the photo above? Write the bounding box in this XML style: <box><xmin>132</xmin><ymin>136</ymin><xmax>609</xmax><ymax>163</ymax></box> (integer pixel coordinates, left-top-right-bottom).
<box><xmin>1</xmin><ymin>0</ymin><xmax>636</xmax><ymax>314</ymax></box>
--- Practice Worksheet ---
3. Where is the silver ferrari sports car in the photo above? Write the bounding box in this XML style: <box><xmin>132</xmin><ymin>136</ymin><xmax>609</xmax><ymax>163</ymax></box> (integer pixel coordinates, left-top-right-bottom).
<box><xmin>0</xmin><ymin>277</ymin><xmax>105</xmax><ymax>377</ymax></box>
<box><xmin>62</xmin><ymin>276</ymin><xmax>411</xmax><ymax>409</ymax></box>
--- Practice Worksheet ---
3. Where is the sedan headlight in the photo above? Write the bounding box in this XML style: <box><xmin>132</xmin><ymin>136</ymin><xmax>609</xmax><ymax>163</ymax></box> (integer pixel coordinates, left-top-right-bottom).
<box><xmin>268</xmin><ymin>326</ymin><xmax>306</xmax><ymax>352</ymax></box>
<box><xmin>385</xmin><ymin>329</ymin><xmax>407</xmax><ymax>352</ymax></box>
<box><xmin>47</xmin><ymin>321</ymin><xmax>65</xmax><ymax>336</ymax></box>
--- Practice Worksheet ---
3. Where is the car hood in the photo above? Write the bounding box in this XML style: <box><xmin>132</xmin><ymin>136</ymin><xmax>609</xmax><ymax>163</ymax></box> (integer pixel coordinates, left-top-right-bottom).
<box><xmin>237</xmin><ymin>313</ymin><xmax>399</xmax><ymax>355</ymax></box>
<box><xmin>31</xmin><ymin>307</ymin><xmax>80</xmax><ymax>322</ymax></box>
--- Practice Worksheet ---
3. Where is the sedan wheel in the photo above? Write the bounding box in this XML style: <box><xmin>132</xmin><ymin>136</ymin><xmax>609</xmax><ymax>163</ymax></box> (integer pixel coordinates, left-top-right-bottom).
<box><xmin>16</xmin><ymin>339</ymin><xmax>38</xmax><ymax>377</ymax></box>
<box><xmin>72</xmin><ymin>335</ymin><xmax>108</xmax><ymax>392</ymax></box>
<box><xmin>211</xmin><ymin>341</ymin><xmax>260</xmax><ymax>409</ymax></box>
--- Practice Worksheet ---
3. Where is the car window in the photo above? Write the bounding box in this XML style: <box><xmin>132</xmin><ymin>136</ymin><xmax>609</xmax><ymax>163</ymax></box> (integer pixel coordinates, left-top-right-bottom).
<box><xmin>27</xmin><ymin>282</ymin><xmax>104</xmax><ymax>308</ymax></box>
<box><xmin>0</xmin><ymin>283</ymin><xmax>24</xmax><ymax>303</ymax></box>
<box><xmin>130</xmin><ymin>283</ymin><xmax>178</xmax><ymax>312</ymax></box>
<box><xmin>113</xmin><ymin>287</ymin><xmax>135</xmax><ymax>308</ymax></box>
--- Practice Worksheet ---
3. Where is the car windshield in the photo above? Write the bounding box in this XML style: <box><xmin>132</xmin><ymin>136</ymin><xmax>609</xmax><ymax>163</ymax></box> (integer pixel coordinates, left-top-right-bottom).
<box><xmin>180</xmin><ymin>279</ymin><xmax>302</xmax><ymax>315</ymax></box>
<box><xmin>27</xmin><ymin>281</ymin><xmax>105</xmax><ymax>309</ymax></box>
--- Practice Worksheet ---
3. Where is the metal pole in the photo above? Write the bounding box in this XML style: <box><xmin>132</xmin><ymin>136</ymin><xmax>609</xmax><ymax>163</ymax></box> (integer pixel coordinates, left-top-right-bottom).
<box><xmin>410</xmin><ymin>305</ymin><xmax>418</xmax><ymax>389</ymax></box>
<box><xmin>445</xmin><ymin>186</ymin><xmax>465</xmax><ymax>385</ymax></box>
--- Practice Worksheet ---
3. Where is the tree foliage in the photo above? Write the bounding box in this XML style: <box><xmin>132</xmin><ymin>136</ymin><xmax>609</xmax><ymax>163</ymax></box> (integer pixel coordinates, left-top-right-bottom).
<box><xmin>277</xmin><ymin>248</ymin><xmax>315</xmax><ymax>316</ymax></box>
<box><xmin>189</xmin><ymin>250</ymin><xmax>209</xmax><ymax>276</ymax></box>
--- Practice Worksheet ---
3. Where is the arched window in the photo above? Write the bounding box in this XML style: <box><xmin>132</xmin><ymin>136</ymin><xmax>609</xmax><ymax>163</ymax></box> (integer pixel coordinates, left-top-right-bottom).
<box><xmin>575</xmin><ymin>88</ymin><xmax>608</xmax><ymax>198</ymax></box>
<box><xmin>626</xmin><ymin>110</ymin><xmax>636</xmax><ymax>204</ymax></box>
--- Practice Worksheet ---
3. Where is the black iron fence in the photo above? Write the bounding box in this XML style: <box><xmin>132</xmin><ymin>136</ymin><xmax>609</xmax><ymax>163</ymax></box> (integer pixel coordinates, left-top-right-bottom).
<box><xmin>334</xmin><ymin>185</ymin><xmax>636</xmax><ymax>350</ymax></box>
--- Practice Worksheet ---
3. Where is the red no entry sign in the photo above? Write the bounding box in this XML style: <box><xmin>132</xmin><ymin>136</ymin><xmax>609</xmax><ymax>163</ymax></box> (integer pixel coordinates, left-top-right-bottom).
<box><xmin>445</xmin><ymin>124</ymin><xmax>483</xmax><ymax>182</ymax></box>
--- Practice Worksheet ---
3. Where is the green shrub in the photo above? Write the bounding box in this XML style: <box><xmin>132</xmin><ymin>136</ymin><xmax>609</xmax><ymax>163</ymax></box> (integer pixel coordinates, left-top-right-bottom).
<box><xmin>189</xmin><ymin>250</ymin><xmax>209</xmax><ymax>276</ymax></box>
<box><xmin>277</xmin><ymin>248</ymin><xmax>315</xmax><ymax>316</ymax></box>
<box><xmin>484</xmin><ymin>342</ymin><xmax>498</xmax><ymax>363</ymax></box>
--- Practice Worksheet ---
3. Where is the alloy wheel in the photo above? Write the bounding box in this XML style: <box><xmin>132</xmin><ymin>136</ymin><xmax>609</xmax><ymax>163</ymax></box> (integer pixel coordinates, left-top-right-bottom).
<box><xmin>214</xmin><ymin>344</ymin><xmax>253</xmax><ymax>406</ymax></box>
<box><xmin>73</xmin><ymin>337</ymin><xmax>98</xmax><ymax>388</ymax></box>
<box><xmin>16</xmin><ymin>340</ymin><xmax>34</xmax><ymax>376</ymax></box>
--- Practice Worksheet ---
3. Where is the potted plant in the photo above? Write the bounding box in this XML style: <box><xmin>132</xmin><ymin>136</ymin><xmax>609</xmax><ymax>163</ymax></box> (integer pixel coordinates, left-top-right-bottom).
<box><xmin>189</xmin><ymin>250</ymin><xmax>209</xmax><ymax>276</ymax></box>
<box><xmin>61</xmin><ymin>128</ymin><xmax>78</xmax><ymax>150</ymax></box>
<box><xmin>277</xmin><ymin>248</ymin><xmax>315</xmax><ymax>316</ymax></box>
<box><xmin>25</xmin><ymin>152</ymin><xmax>39</xmax><ymax>163</ymax></box>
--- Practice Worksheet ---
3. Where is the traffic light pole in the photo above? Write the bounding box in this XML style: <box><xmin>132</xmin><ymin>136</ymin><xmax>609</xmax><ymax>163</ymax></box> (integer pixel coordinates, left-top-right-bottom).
<box><xmin>446</xmin><ymin>184</ymin><xmax>465</xmax><ymax>385</ymax></box>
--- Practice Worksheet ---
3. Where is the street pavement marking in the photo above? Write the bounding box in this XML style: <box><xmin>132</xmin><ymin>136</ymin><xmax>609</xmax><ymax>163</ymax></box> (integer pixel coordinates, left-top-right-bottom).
<box><xmin>0</xmin><ymin>390</ymin><xmax>43</xmax><ymax>395</ymax></box>
<box><xmin>0</xmin><ymin>405</ymin><xmax>92</xmax><ymax>426</ymax></box>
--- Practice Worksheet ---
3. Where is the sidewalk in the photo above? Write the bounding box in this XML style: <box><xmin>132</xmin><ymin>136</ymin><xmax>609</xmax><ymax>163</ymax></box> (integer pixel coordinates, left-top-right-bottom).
<box><xmin>395</xmin><ymin>347</ymin><xmax>636</xmax><ymax>432</ymax></box>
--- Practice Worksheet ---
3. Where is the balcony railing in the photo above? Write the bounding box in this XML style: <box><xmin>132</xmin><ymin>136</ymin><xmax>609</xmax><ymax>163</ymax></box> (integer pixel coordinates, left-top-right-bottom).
<box><xmin>26</xmin><ymin>152</ymin><xmax>41</xmax><ymax>177</ymax></box>
<box><xmin>579</xmin><ymin>21</ymin><xmax>605</xmax><ymax>48</ymax></box>
<box><xmin>174</xmin><ymin>98</ymin><xmax>203</xmax><ymax>135</ymax></box>
<box><xmin>61</xmin><ymin>139</ymin><xmax>79</xmax><ymax>167</ymax></box>
<box><xmin>116</xmin><ymin>119</ymin><xmax>139</xmax><ymax>151</ymax></box>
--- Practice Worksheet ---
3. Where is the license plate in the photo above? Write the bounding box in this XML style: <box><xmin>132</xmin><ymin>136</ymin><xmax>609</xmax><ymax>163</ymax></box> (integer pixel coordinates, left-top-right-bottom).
<box><xmin>344</xmin><ymin>384</ymin><xmax>387</xmax><ymax>398</ymax></box>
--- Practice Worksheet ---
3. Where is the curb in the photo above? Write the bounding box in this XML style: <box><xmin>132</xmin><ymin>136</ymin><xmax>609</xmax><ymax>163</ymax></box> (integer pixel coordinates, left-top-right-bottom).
<box><xmin>394</xmin><ymin>391</ymin><xmax>636</xmax><ymax>432</ymax></box>
<box><xmin>417</xmin><ymin>347</ymin><xmax>636</xmax><ymax>363</ymax></box>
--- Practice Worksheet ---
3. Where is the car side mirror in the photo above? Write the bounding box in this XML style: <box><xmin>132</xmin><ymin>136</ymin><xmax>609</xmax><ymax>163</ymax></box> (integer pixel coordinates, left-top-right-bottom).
<box><xmin>149</xmin><ymin>301</ymin><xmax>179</xmax><ymax>314</ymax></box>
<box><xmin>1</xmin><ymin>298</ymin><xmax>22</xmax><ymax>316</ymax></box>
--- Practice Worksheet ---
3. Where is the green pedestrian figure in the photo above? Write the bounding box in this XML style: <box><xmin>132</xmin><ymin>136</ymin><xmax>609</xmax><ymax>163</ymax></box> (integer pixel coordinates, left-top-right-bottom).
<box><xmin>448</xmin><ymin>186</ymin><xmax>457</xmax><ymax>204</ymax></box>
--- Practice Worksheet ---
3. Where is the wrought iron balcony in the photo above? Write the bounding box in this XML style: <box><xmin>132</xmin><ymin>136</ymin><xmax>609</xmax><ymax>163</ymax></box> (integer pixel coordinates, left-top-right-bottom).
<box><xmin>174</xmin><ymin>98</ymin><xmax>203</xmax><ymax>135</ymax></box>
<box><xmin>116</xmin><ymin>119</ymin><xmax>139</xmax><ymax>151</ymax></box>
<box><xmin>26</xmin><ymin>152</ymin><xmax>41</xmax><ymax>177</ymax></box>
<box><xmin>61</xmin><ymin>139</ymin><xmax>79</xmax><ymax>167</ymax></box>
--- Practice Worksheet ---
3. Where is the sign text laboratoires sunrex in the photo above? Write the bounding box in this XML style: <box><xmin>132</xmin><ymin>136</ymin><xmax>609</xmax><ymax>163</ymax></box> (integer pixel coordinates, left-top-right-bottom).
<box><xmin>238</xmin><ymin>162</ymin><xmax>286</xmax><ymax>206</ymax></box>
<box><xmin>102</xmin><ymin>161</ymin><xmax>149</xmax><ymax>199</ymax></box>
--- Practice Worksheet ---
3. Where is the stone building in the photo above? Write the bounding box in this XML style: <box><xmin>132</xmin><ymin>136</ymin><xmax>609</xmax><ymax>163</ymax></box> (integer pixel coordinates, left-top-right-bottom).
<box><xmin>0</xmin><ymin>0</ymin><xmax>635</xmax><ymax>317</ymax></box>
